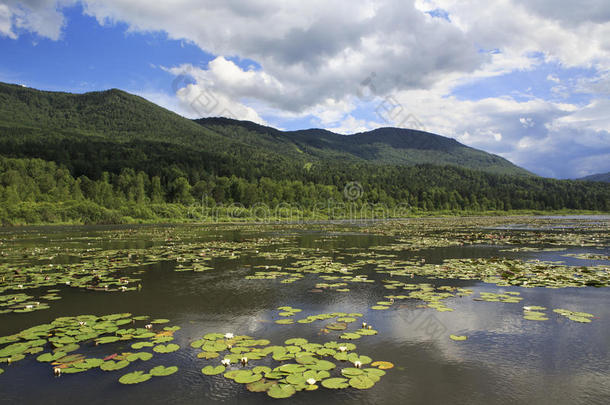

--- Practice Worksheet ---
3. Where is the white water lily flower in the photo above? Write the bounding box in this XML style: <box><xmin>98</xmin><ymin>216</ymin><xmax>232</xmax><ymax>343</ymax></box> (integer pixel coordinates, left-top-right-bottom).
<box><xmin>221</xmin><ymin>359</ymin><xmax>231</xmax><ymax>366</ymax></box>
<box><xmin>306</xmin><ymin>378</ymin><xmax>316</xmax><ymax>385</ymax></box>
<box><xmin>338</xmin><ymin>346</ymin><xmax>347</xmax><ymax>352</ymax></box>
<box><xmin>224</xmin><ymin>333</ymin><xmax>234</xmax><ymax>339</ymax></box>
<box><xmin>523</xmin><ymin>306</ymin><xmax>532</xmax><ymax>311</ymax></box>
<box><xmin>354</xmin><ymin>361</ymin><xmax>362</xmax><ymax>368</ymax></box>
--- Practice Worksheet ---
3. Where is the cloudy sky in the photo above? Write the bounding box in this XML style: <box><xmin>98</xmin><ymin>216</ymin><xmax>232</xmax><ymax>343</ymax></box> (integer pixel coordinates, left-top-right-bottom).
<box><xmin>1</xmin><ymin>0</ymin><xmax>609</xmax><ymax>178</ymax></box>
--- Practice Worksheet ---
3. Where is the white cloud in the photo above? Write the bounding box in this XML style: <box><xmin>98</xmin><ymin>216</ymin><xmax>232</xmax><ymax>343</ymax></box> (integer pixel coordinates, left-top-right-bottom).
<box><xmin>2</xmin><ymin>0</ymin><xmax>610</xmax><ymax>177</ymax></box>
<box><xmin>519</xmin><ymin>117</ymin><xmax>535</xmax><ymax>128</ymax></box>
<box><xmin>0</xmin><ymin>4</ymin><xmax>16</xmax><ymax>39</ymax></box>
<box><xmin>324</xmin><ymin>115</ymin><xmax>385</xmax><ymax>135</ymax></box>
<box><xmin>1</xmin><ymin>0</ymin><xmax>68</xmax><ymax>40</ymax></box>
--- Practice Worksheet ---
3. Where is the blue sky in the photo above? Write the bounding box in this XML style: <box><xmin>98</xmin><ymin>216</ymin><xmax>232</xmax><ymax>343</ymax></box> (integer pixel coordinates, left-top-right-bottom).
<box><xmin>1</xmin><ymin>0</ymin><xmax>609</xmax><ymax>178</ymax></box>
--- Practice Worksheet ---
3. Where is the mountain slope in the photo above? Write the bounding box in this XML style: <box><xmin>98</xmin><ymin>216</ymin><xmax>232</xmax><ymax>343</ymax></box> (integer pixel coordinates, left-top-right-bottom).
<box><xmin>196</xmin><ymin>117</ymin><xmax>531</xmax><ymax>176</ymax></box>
<box><xmin>578</xmin><ymin>172</ymin><xmax>610</xmax><ymax>183</ymax></box>
<box><xmin>0</xmin><ymin>82</ymin><xmax>530</xmax><ymax>176</ymax></box>
<box><xmin>0</xmin><ymin>82</ymin><xmax>608</xmax><ymax>223</ymax></box>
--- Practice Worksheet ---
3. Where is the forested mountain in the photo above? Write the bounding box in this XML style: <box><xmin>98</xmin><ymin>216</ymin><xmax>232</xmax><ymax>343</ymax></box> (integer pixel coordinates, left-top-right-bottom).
<box><xmin>195</xmin><ymin>118</ymin><xmax>531</xmax><ymax>176</ymax></box>
<box><xmin>0</xmin><ymin>82</ymin><xmax>608</xmax><ymax>224</ymax></box>
<box><xmin>578</xmin><ymin>172</ymin><xmax>610</xmax><ymax>183</ymax></box>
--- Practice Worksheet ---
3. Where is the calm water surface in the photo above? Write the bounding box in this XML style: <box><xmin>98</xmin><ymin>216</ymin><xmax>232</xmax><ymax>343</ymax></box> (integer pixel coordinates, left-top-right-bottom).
<box><xmin>0</xmin><ymin>219</ymin><xmax>609</xmax><ymax>405</ymax></box>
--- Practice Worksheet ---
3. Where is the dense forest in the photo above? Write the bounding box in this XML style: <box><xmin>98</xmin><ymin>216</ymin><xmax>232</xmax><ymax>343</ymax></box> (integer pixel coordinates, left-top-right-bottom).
<box><xmin>0</xmin><ymin>82</ymin><xmax>608</xmax><ymax>224</ymax></box>
<box><xmin>1</xmin><ymin>155</ymin><xmax>608</xmax><ymax>225</ymax></box>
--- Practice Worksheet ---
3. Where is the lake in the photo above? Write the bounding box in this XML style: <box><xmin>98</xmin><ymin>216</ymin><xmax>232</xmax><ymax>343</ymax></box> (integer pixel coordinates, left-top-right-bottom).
<box><xmin>1</xmin><ymin>216</ymin><xmax>609</xmax><ymax>404</ymax></box>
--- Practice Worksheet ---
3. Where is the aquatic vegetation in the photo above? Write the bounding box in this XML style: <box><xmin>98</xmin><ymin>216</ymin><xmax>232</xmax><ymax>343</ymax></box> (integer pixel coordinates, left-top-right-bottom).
<box><xmin>202</xmin><ymin>365</ymin><xmax>226</xmax><ymax>375</ymax></box>
<box><xmin>153</xmin><ymin>344</ymin><xmax>180</xmax><ymax>353</ymax></box>
<box><xmin>119</xmin><ymin>371</ymin><xmax>153</xmax><ymax>384</ymax></box>
<box><xmin>149</xmin><ymin>365</ymin><xmax>178</xmax><ymax>376</ymax></box>
<box><xmin>193</xmin><ymin>332</ymin><xmax>392</xmax><ymax>399</ymax></box>
<box><xmin>523</xmin><ymin>307</ymin><xmax>549</xmax><ymax>321</ymax></box>
<box><xmin>0</xmin><ymin>218</ymin><xmax>606</xmax><ymax>402</ymax></box>
<box><xmin>562</xmin><ymin>253</ymin><xmax>609</xmax><ymax>261</ymax></box>
<box><xmin>553</xmin><ymin>309</ymin><xmax>595</xmax><ymax>323</ymax></box>
<box><xmin>0</xmin><ymin>313</ymin><xmax>178</xmax><ymax>378</ymax></box>
<box><xmin>474</xmin><ymin>292</ymin><xmax>523</xmax><ymax>303</ymax></box>
<box><xmin>377</xmin><ymin>258</ymin><xmax>610</xmax><ymax>288</ymax></box>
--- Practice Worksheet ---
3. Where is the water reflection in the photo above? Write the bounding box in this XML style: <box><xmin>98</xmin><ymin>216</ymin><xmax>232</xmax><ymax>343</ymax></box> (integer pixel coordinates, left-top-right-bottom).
<box><xmin>0</xmin><ymin>222</ymin><xmax>608</xmax><ymax>404</ymax></box>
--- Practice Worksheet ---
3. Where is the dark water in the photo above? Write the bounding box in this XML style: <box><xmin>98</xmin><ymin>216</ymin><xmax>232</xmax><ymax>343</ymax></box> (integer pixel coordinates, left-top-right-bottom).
<box><xmin>0</xmin><ymin>221</ymin><xmax>609</xmax><ymax>405</ymax></box>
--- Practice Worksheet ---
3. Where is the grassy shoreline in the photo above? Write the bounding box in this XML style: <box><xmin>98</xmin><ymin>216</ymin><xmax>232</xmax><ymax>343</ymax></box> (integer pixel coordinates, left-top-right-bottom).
<box><xmin>1</xmin><ymin>200</ymin><xmax>607</xmax><ymax>227</ymax></box>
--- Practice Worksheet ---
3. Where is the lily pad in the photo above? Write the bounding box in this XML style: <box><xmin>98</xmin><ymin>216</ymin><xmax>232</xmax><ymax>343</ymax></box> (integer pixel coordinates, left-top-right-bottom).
<box><xmin>149</xmin><ymin>365</ymin><xmax>178</xmax><ymax>377</ymax></box>
<box><xmin>119</xmin><ymin>371</ymin><xmax>152</xmax><ymax>384</ymax></box>
<box><xmin>349</xmin><ymin>375</ymin><xmax>375</xmax><ymax>389</ymax></box>
<box><xmin>247</xmin><ymin>379</ymin><xmax>277</xmax><ymax>392</ymax></box>
<box><xmin>267</xmin><ymin>383</ymin><xmax>296</xmax><ymax>399</ymax></box>
<box><xmin>321</xmin><ymin>377</ymin><xmax>349</xmax><ymax>389</ymax></box>
<box><xmin>235</xmin><ymin>372</ymin><xmax>263</xmax><ymax>384</ymax></box>
<box><xmin>201</xmin><ymin>365</ymin><xmax>225</xmax><ymax>375</ymax></box>
<box><xmin>370</xmin><ymin>361</ymin><xmax>394</xmax><ymax>370</ymax></box>
<box><xmin>153</xmin><ymin>344</ymin><xmax>180</xmax><ymax>353</ymax></box>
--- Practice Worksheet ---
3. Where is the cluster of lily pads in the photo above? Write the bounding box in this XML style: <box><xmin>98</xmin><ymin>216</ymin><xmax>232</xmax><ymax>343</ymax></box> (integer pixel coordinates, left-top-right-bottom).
<box><xmin>377</xmin><ymin>281</ymin><xmax>474</xmax><ymax>312</ymax></box>
<box><xmin>272</xmin><ymin>307</ymin><xmax>380</xmax><ymax>340</ymax></box>
<box><xmin>375</xmin><ymin>258</ymin><xmax>610</xmax><ymax>288</ymax></box>
<box><xmin>194</xmin><ymin>332</ymin><xmax>393</xmax><ymax>399</ymax></box>
<box><xmin>520</xmin><ymin>306</ymin><xmax>596</xmax><ymax>323</ymax></box>
<box><xmin>474</xmin><ymin>291</ymin><xmax>523</xmax><ymax>303</ymax></box>
<box><xmin>0</xmin><ymin>313</ymin><xmax>180</xmax><ymax>383</ymax></box>
<box><xmin>562</xmin><ymin>253</ymin><xmax>609</xmax><ymax>261</ymax></box>
<box><xmin>552</xmin><ymin>308</ymin><xmax>595</xmax><ymax>323</ymax></box>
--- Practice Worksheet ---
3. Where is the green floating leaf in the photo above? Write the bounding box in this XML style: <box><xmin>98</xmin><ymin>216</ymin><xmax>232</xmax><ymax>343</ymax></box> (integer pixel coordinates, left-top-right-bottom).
<box><xmin>150</xmin><ymin>319</ymin><xmax>170</xmax><ymax>324</ymax></box>
<box><xmin>132</xmin><ymin>342</ymin><xmax>154</xmax><ymax>350</ymax></box>
<box><xmin>197</xmin><ymin>351</ymin><xmax>219</xmax><ymax>360</ymax></box>
<box><xmin>203</xmin><ymin>333</ymin><xmax>224</xmax><ymax>340</ymax></box>
<box><xmin>340</xmin><ymin>333</ymin><xmax>361</xmax><ymax>340</ymax></box>
<box><xmin>153</xmin><ymin>344</ymin><xmax>180</xmax><ymax>353</ymax></box>
<box><xmin>149</xmin><ymin>365</ymin><xmax>178</xmax><ymax>377</ymax></box>
<box><xmin>235</xmin><ymin>372</ymin><xmax>263</xmax><ymax>384</ymax></box>
<box><xmin>37</xmin><ymin>352</ymin><xmax>64</xmax><ymax>363</ymax></box>
<box><xmin>275</xmin><ymin>319</ymin><xmax>294</xmax><ymax>325</ymax></box>
<box><xmin>370</xmin><ymin>361</ymin><xmax>394</xmax><ymax>370</ymax></box>
<box><xmin>285</xmin><ymin>338</ymin><xmax>308</xmax><ymax>346</ymax></box>
<box><xmin>349</xmin><ymin>375</ymin><xmax>376</xmax><ymax>389</ymax></box>
<box><xmin>321</xmin><ymin>377</ymin><xmax>349</xmax><ymax>389</ymax></box>
<box><xmin>119</xmin><ymin>371</ymin><xmax>152</xmax><ymax>385</ymax></box>
<box><xmin>100</xmin><ymin>360</ymin><xmax>130</xmax><ymax>371</ymax></box>
<box><xmin>267</xmin><ymin>383</ymin><xmax>296</xmax><ymax>399</ymax></box>
<box><xmin>341</xmin><ymin>367</ymin><xmax>364</xmax><ymax>377</ymax></box>
<box><xmin>285</xmin><ymin>373</ymin><xmax>306</xmax><ymax>386</ymax></box>
<box><xmin>247</xmin><ymin>379</ymin><xmax>277</xmax><ymax>392</ymax></box>
<box><xmin>127</xmin><ymin>352</ymin><xmax>153</xmax><ymax>362</ymax></box>
<box><xmin>96</xmin><ymin>336</ymin><xmax>120</xmax><ymax>344</ymax></box>
<box><xmin>252</xmin><ymin>366</ymin><xmax>272</xmax><ymax>375</ymax></box>
<box><xmin>201</xmin><ymin>365</ymin><xmax>225</xmax><ymax>376</ymax></box>
<box><xmin>449</xmin><ymin>335</ymin><xmax>468</xmax><ymax>341</ymax></box>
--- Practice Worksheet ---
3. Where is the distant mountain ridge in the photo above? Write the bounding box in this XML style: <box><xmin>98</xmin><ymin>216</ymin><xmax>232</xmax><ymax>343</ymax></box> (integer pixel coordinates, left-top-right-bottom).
<box><xmin>0</xmin><ymin>81</ymin><xmax>608</xmax><ymax>220</ymax></box>
<box><xmin>0</xmin><ymin>81</ymin><xmax>532</xmax><ymax>177</ymax></box>
<box><xmin>195</xmin><ymin>117</ymin><xmax>532</xmax><ymax>176</ymax></box>
<box><xmin>578</xmin><ymin>172</ymin><xmax>610</xmax><ymax>183</ymax></box>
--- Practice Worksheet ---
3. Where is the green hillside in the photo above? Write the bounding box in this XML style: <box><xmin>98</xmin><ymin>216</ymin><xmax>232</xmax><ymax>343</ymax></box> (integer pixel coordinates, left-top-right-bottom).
<box><xmin>0</xmin><ymin>82</ymin><xmax>608</xmax><ymax>224</ymax></box>
<box><xmin>578</xmin><ymin>172</ymin><xmax>610</xmax><ymax>183</ymax></box>
<box><xmin>196</xmin><ymin>118</ymin><xmax>531</xmax><ymax>176</ymax></box>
